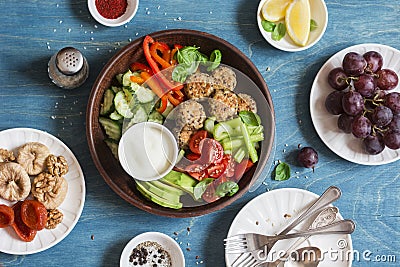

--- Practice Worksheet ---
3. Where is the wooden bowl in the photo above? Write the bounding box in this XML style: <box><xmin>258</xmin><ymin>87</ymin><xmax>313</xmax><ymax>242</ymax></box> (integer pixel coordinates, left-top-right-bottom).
<box><xmin>86</xmin><ymin>29</ymin><xmax>275</xmax><ymax>217</ymax></box>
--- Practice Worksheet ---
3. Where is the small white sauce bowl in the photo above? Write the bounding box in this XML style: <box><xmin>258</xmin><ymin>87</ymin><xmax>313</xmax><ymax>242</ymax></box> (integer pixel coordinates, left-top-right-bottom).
<box><xmin>118</xmin><ymin>122</ymin><xmax>178</xmax><ymax>181</ymax></box>
<box><xmin>257</xmin><ymin>0</ymin><xmax>328</xmax><ymax>52</ymax></box>
<box><xmin>120</xmin><ymin>232</ymin><xmax>185</xmax><ymax>267</ymax></box>
<box><xmin>87</xmin><ymin>0</ymin><xmax>139</xmax><ymax>27</ymax></box>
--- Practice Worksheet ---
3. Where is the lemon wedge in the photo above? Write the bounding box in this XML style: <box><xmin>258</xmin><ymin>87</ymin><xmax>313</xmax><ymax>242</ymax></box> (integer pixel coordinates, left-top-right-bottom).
<box><xmin>285</xmin><ymin>0</ymin><xmax>311</xmax><ymax>46</ymax></box>
<box><xmin>261</xmin><ymin>0</ymin><xmax>293</xmax><ymax>22</ymax></box>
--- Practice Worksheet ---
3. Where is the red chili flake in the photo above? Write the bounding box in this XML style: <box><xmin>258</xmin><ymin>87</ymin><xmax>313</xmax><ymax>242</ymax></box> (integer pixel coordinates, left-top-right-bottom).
<box><xmin>95</xmin><ymin>0</ymin><xmax>127</xmax><ymax>19</ymax></box>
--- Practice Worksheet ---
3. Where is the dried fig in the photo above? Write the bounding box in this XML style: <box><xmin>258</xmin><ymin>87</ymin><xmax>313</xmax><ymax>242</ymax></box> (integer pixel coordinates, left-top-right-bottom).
<box><xmin>31</xmin><ymin>173</ymin><xmax>68</xmax><ymax>209</ymax></box>
<box><xmin>17</xmin><ymin>142</ymin><xmax>50</xmax><ymax>175</ymax></box>
<box><xmin>0</xmin><ymin>162</ymin><xmax>31</xmax><ymax>201</ymax></box>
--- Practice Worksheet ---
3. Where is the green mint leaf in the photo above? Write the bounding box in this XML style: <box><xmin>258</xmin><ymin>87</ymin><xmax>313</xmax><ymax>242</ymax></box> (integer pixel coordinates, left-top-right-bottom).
<box><xmin>271</xmin><ymin>23</ymin><xmax>286</xmax><ymax>41</ymax></box>
<box><xmin>261</xmin><ymin>20</ymin><xmax>276</xmax><ymax>32</ymax></box>
<box><xmin>274</xmin><ymin>162</ymin><xmax>291</xmax><ymax>181</ymax></box>
<box><xmin>310</xmin><ymin>19</ymin><xmax>318</xmax><ymax>31</ymax></box>
<box><xmin>239</xmin><ymin>111</ymin><xmax>260</xmax><ymax>126</ymax></box>
<box><xmin>215</xmin><ymin>181</ymin><xmax>239</xmax><ymax>197</ymax></box>
<box><xmin>193</xmin><ymin>178</ymin><xmax>214</xmax><ymax>200</ymax></box>
<box><xmin>206</xmin><ymin>49</ymin><xmax>222</xmax><ymax>71</ymax></box>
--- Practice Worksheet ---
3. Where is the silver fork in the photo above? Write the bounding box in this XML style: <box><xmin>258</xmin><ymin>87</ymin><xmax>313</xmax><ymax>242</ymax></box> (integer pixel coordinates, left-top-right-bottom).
<box><xmin>226</xmin><ymin>186</ymin><xmax>341</xmax><ymax>266</ymax></box>
<box><xmin>226</xmin><ymin>219</ymin><xmax>355</xmax><ymax>267</ymax></box>
<box><xmin>225</xmin><ymin>219</ymin><xmax>355</xmax><ymax>254</ymax></box>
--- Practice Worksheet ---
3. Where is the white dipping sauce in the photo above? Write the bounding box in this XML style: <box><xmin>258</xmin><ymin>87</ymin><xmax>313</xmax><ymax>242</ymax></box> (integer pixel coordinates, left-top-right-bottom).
<box><xmin>118</xmin><ymin>122</ymin><xmax>178</xmax><ymax>181</ymax></box>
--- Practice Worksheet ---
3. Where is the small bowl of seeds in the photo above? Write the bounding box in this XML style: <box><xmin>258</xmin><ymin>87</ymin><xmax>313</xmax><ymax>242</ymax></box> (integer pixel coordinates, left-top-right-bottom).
<box><xmin>120</xmin><ymin>232</ymin><xmax>185</xmax><ymax>267</ymax></box>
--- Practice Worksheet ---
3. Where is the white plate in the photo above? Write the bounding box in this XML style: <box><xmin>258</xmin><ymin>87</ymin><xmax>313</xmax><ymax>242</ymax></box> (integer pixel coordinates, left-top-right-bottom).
<box><xmin>310</xmin><ymin>44</ymin><xmax>400</xmax><ymax>165</ymax></box>
<box><xmin>257</xmin><ymin>0</ymin><xmax>328</xmax><ymax>52</ymax></box>
<box><xmin>0</xmin><ymin>128</ymin><xmax>86</xmax><ymax>255</ymax></box>
<box><xmin>120</xmin><ymin>232</ymin><xmax>185</xmax><ymax>267</ymax></box>
<box><xmin>225</xmin><ymin>188</ymin><xmax>353</xmax><ymax>267</ymax></box>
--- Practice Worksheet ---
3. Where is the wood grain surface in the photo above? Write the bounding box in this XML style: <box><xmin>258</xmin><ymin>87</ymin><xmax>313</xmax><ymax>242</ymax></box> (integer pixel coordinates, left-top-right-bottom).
<box><xmin>0</xmin><ymin>0</ymin><xmax>399</xmax><ymax>266</ymax></box>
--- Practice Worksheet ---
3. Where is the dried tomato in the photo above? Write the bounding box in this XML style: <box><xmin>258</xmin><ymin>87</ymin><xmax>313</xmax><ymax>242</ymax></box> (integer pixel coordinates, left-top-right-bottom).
<box><xmin>21</xmin><ymin>200</ymin><xmax>48</xmax><ymax>231</ymax></box>
<box><xmin>0</xmin><ymin>204</ymin><xmax>14</xmax><ymax>228</ymax></box>
<box><xmin>11</xmin><ymin>201</ymin><xmax>37</xmax><ymax>242</ymax></box>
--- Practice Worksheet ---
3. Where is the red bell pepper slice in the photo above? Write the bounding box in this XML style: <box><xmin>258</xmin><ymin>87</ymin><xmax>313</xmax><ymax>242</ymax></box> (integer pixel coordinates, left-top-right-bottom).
<box><xmin>156</xmin><ymin>95</ymin><xmax>168</xmax><ymax>113</ymax></box>
<box><xmin>150</xmin><ymin>42</ymin><xmax>171</xmax><ymax>70</ymax></box>
<box><xmin>130</xmin><ymin>62</ymin><xmax>153</xmax><ymax>75</ymax></box>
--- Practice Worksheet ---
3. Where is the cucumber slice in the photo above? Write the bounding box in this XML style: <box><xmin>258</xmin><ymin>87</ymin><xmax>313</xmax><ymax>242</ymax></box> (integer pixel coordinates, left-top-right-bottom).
<box><xmin>104</xmin><ymin>138</ymin><xmax>119</xmax><ymax>160</ymax></box>
<box><xmin>111</xmin><ymin>86</ymin><xmax>122</xmax><ymax>94</ymax></box>
<box><xmin>109</xmin><ymin>110</ymin><xmax>124</xmax><ymax>121</ymax></box>
<box><xmin>148</xmin><ymin>110</ymin><xmax>164</xmax><ymax>124</ymax></box>
<box><xmin>114</xmin><ymin>91</ymin><xmax>134</xmax><ymax>118</ymax></box>
<box><xmin>131</xmin><ymin>106</ymin><xmax>148</xmax><ymax>124</ymax></box>
<box><xmin>115</xmin><ymin>74</ymin><xmax>123</xmax><ymax>85</ymax></box>
<box><xmin>121</xmin><ymin>70</ymin><xmax>133</xmax><ymax>87</ymax></box>
<box><xmin>135</xmin><ymin>86</ymin><xmax>155</xmax><ymax>103</ymax></box>
<box><xmin>204</xmin><ymin>117</ymin><xmax>216</xmax><ymax>134</ymax></box>
<box><xmin>99</xmin><ymin>117</ymin><xmax>122</xmax><ymax>140</ymax></box>
<box><xmin>100</xmin><ymin>89</ymin><xmax>115</xmax><ymax>116</ymax></box>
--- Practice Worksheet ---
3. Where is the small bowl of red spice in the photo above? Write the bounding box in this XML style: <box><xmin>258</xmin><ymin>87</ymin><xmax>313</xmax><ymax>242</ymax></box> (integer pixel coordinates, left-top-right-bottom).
<box><xmin>88</xmin><ymin>0</ymin><xmax>139</xmax><ymax>27</ymax></box>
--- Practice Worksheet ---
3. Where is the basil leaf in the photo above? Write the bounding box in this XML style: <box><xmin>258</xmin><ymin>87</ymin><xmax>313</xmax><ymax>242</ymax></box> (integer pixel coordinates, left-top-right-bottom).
<box><xmin>261</xmin><ymin>20</ymin><xmax>276</xmax><ymax>32</ymax></box>
<box><xmin>271</xmin><ymin>23</ymin><xmax>286</xmax><ymax>41</ymax></box>
<box><xmin>207</xmin><ymin>49</ymin><xmax>222</xmax><ymax>71</ymax></box>
<box><xmin>215</xmin><ymin>181</ymin><xmax>239</xmax><ymax>197</ymax></box>
<box><xmin>172</xmin><ymin>64</ymin><xmax>189</xmax><ymax>83</ymax></box>
<box><xmin>193</xmin><ymin>178</ymin><xmax>214</xmax><ymax>200</ymax></box>
<box><xmin>310</xmin><ymin>19</ymin><xmax>318</xmax><ymax>31</ymax></box>
<box><xmin>239</xmin><ymin>111</ymin><xmax>260</xmax><ymax>126</ymax></box>
<box><xmin>274</xmin><ymin>162</ymin><xmax>291</xmax><ymax>181</ymax></box>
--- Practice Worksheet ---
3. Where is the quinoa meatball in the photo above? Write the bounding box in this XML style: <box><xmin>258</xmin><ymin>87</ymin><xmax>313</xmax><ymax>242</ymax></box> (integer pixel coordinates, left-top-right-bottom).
<box><xmin>209</xmin><ymin>90</ymin><xmax>239</xmax><ymax>122</ymax></box>
<box><xmin>211</xmin><ymin>66</ymin><xmax>237</xmax><ymax>91</ymax></box>
<box><xmin>174</xmin><ymin>100</ymin><xmax>206</xmax><ymax>130</ymax></box>
<box><xmin>184</xmin><ymin>72</ymin><xmax>215</xmax><ymax>99</ymax></box>
<box><xmin>237</xmin><ymin>93</ymin><xmax>257</xmax><ymax>113</ymax></box>
<box><xmin>174</xmin><ymin>126</ymin><xmax>194</xmax><ymax>149</ymax></box>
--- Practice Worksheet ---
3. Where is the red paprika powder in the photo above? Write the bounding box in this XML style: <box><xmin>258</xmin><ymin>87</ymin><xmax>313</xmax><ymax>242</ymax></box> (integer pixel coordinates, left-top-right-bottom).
<box><xmin>95</xmin><ymin>0</ymin><xmax>128</xmax><ymax>19</ymax></box>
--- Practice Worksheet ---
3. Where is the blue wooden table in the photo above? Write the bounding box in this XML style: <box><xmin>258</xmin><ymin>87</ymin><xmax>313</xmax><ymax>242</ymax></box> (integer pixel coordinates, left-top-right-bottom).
<box><xmin>0</xmin><ymin>0</ymin><xmax>399</xmax><ymax>266</ymax></box>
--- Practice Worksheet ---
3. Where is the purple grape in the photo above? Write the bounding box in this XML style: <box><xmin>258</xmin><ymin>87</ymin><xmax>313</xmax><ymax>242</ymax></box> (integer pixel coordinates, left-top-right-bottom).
<box><xmin>297</xmin><ymin>147</ymin><xmax>319</xmax><ymax>169</ymax></box>
<box><xmin>353</xmin><ymin>74</ymin><xmax>377</xmax><ymax>97</ymax></box>
<box><xmin>352</xmin><ymin>115</ymin><xmax>372</xmax><ymax>138</ymax></box>
<box><xmin>384</xmin><ymin>92</ymin><xmax>400</xmax><ymax>114</ymax></box>
<box><xmin>363</xmin><ymin>51</ymin><xmax>383</xmax><ymax>73</ymax></box>
<box><xmin>325</xmin><ymin>91</ymin><xmax>344</xmax><ymax>115</ymax></box>
<box><xmin>337</xmin><ymin>113</ymin><xmax>354</xmax><ymax>133</ymax></box>
<box><xmin>377</xmin><ymin>69</ymin><xmax>399</xmax><ymax>90</ymax></box>
<box><xmin>342</xmin><ymin>91</ymin><xmax>364</xmax><ymax>116</ymax></box>
<box><xmin>342</xmin><ymin>52</ymin><xmax>367</xmax><ymax>76</ymax></box>
<box><xmin>371</xmin><ymin>105</ymin><xmax>393</xmax><ymax>127</ymax></box>
<box><xmin>384</xmin><ymin>132</ymin><xmax>400</xmax><ymax>149</ymax></box>
<box><xmin>328</xmin><ymin>68</ymin><xmax>349</xmax><ymax>91</ymax></box>
<box><xmin>388</xmin><ymin>115</ymin><xmax>400</xmax><ymax>133</ymax></box>
<box><xmin>363</xmin><ymin>134</ymin><xmax>385</xmax><ymax>155</ymax></box>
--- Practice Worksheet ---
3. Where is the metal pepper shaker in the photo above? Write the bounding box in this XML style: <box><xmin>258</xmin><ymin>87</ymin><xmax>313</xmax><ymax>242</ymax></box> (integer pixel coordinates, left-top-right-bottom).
<box><xmin>48</xmin><ymin>47</ymin><xmax>89</xmax><ymax>89</ymax></box>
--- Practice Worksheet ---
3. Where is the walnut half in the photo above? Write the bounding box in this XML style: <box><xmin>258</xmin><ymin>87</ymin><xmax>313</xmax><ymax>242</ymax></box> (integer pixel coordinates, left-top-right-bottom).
<box><xmin>0</xmin><ymin>148</ymin><xmax>15</xmax><ymax>163</ymax></box>
<box><xmin>46</xmin><ymin>154</ymin><xmax>68</xmax><ymax>177</ymax></box>
<box><xmin>31</xmin><ymin>172</ymin><xmax>68</xmax><ymax>209</ymax></box>
<box><xmin>46</xmin><ymin>209</ymin><xmax>64</xmax><ymax>229</ymax></box>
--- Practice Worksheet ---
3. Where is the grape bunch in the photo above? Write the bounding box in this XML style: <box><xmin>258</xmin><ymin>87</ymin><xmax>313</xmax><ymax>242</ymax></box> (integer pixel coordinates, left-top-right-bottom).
<box><xmin>325</xmin><ymin>50</ymin><xmax>400</xmax><ymax>155</ymax></box>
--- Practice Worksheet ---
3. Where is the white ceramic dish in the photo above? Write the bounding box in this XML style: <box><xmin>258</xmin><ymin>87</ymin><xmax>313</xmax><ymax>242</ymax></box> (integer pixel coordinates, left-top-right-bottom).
<box><xmin>120</xmin><ymin>231</ymin><xmax>185</xmax><ymax>267</ymax></box>
<box><xmin>225</xmin><ymin>188</ymin><xmax>353</xmax><ymax>267</ymax></box>
<box><xmin>257</xmin><ymin>0</ymin><xmax>328</xmax><ymax>52</ymax></box>
<box><xmin>0</xmin><ymin>128</ymin><xmax>86</xmax><ymax>255</ymax></box>
<box><xmin>88</xmin><ymin>0</ymin><xmax>139</xmax><ymax>27</ymax></box>
<box><xmin>118</xmin><ymin>122</ymin><xmax>178</xmax><ymax>181</ymax></box>
<box><xmin>310</xmin><ymin>43</ymin><xmax>400</xmax><ymax>165</ymax></box>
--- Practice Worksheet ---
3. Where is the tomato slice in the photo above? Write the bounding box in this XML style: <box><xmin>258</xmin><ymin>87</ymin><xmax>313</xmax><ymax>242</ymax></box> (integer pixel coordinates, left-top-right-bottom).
<box><xmin>0</xmin><ymin>204</ymin><xmax>14</xmax><ymax>228</ymax></box>
<box><xmin>201</xmin><ymin>138</ymin><xmax>224</xmax><ymax>165</ymax></box>
<box><xmin>207</xmin><ymin>163</ymin><xmax>227</xmax><ymax>178</ymax></box>
<box><xmin>21</xmin><ymin>200</ymin><xmax>48</xmax><ymax>231</ymax></box>
<box><xmin>222</xmin><ymin>154</ymin><xmax>236</xmax><ymax>178</ymax></box>
<box><xmin>11</xmin><ymin>202</ymin><xmax>37</xmax><ymax>242</ymax></box>
<box><xmin>188</xmin><ymin>130</ymin><xmax>208</xmax><ymax>154</ymax></box>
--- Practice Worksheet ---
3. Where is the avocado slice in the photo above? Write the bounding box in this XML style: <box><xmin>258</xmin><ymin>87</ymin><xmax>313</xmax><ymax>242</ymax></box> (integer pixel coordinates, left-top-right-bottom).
<box><xmin>161</xmin><ymin>171</ymin><xmax>197</xmax><ymax>194</ymax></box>
<box><xmin>149</xmin><ymin>180</ymin><xmax>185</xmax><ymax>196</ymax></box>
<box><xmin>136</xmin><ymin>180</ymin><xmax>182</xmax><ymax>203</ymax></box>
<box><xmin>136</xmin><ymin>181</ymin><xmax>183</xmax><ymax>209</ymax></box>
